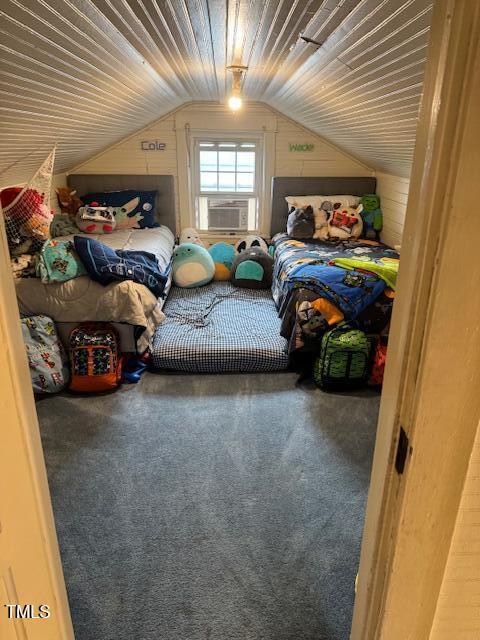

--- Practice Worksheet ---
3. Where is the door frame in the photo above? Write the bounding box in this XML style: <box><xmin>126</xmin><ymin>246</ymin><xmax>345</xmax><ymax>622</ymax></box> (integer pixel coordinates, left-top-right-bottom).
<box><xmin>1</xmin><ymin>2</ymin><xmax>479</xmax><ymax>639</ymax></box>
<box><xmin>351</xmin><ymin>1</ymin><xmax>480</xmax><ymax>637</ymax></box>
<box><xmin>0</xmin><ymin>203</ymin><xmax>74</xmax><ymax>638</ymax></box>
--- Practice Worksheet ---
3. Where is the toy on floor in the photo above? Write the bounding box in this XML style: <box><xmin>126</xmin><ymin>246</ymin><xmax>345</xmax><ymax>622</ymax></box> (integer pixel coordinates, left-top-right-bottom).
<box><xmin>360</xmin><ymin>194</ymin><xmax>383</xmax><ymax>240</ymax></box>
<box><xmin>287</xmin><ymin>205</ymin><xmax>315</xmax><ymax>239</ymax></box>
<box><xmin>55</xmin><ymin>187</ymin><xmax>83</xmax><ymax>218</ymax></box>
<box><xmin>327</xmin><ymin>204</ymin><xmax>363</xmax><ymax>240</ymax></box>
<box><xmin>235</xmin><ymin>235</ymin><xmax>269</xmax><ymax>254</ymax></box>
<box><xmin>179</xmin><ymin>227</ymin><xmax>204</xmax><ymax>246</ymax></box>
<box><xmin>122</xmin><ymin>352</ymin><xmax>151</xmax><ymax>384</ymax></box>
<box><xmin>208</xmin><ymin>242</ymin><xmax>236</xmax><ymax>280</ymax></box>
<box><xmin>76</xmin><ymin>206</ymin><xmax>117</xmax><ymax>234</ymax></box>
<box><xmin>231</xmin><ymin>247</ymin><xmax>273</xmax><ymax>289</ymax></box>
<box><xmin>172</xmin><ymin>243</ymin><xmax>215</xmax><ymax>288</ymax></box>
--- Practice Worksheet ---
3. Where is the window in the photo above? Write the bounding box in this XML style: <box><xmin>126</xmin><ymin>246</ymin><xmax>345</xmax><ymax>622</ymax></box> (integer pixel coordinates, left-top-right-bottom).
<box><xmin>193</xmin><ymin>138</ymin><xmax>261</xmax><ymax>232</ymax></box>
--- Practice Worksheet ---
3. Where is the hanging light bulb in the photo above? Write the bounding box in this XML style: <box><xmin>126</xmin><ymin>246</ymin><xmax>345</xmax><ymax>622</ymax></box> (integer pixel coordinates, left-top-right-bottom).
<box><xmin>228</xmin><ymin>95</ymin><xmax>242</xmax><ymax>111</ymax></box>
<box><xmin>226</xmin><ymin>65</ymin><xmax>248</xmax><ymax>112</ymax></box>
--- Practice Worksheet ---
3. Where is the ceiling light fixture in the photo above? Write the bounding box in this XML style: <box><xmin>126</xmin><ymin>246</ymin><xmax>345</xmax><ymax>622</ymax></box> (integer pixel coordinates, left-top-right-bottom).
<box><xmin>226</xmin><ymin>65</ymin><xmax>248</xmax><ymax>112</ymax></box>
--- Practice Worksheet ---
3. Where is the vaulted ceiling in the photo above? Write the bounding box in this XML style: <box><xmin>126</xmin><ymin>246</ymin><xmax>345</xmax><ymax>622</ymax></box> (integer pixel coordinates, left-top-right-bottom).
<box><xmin>0</xmin><ymin>0</ymin><xmax>433</xmax><ymax>186</ymax></box>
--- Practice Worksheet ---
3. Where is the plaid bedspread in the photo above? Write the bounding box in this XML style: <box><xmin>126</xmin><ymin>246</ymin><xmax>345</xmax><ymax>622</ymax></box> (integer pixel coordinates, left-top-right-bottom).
<box><xmin>151</xmin><ymin>282</ymin><xmax>289</xmax><ymax>373</ymax></box>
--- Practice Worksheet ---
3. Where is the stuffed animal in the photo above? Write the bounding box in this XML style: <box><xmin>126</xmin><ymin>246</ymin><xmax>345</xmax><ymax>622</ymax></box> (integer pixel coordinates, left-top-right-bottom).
<box><xmin>235</xmin><ymin>235</ymin><xmax>269</xmax><ymax>254</ymax></box>
<box><xmin>287</xmin><ymin>205</ymin><xmax>315</xmax><ymax>240</ymax></box>
<box><xmin>313</xmin><ymin>201</ymin><xmax>331</xmax><ymax>240</ymax></box>
<box><xmin>208</xmin><ymin>242</ymin><xmax>236</xmax><ymax>281</ymax></box>
<box><xmin>109</xmin><ymin>197</ymin><xmax>143</xmax><ymax>229</ymax></box>
<box><xmin>10</xmin><ymin>253</ymin><xmax>37</xmax><ymax>279</ymax></box>
<box><xmin>360</xmin><ymin>194</ymin><xmax>383</xmax><ymax>240</ymax></box>
<box><xmin>76</xmin><ymin>206</ymin><xmax>117</xmax><ymax>234</ymax></box>
<box><xmin>172</xmin><ymin>243</ymin><xmax>215</xmax><ymax>288</ymax></box>
<box><xmin>179</xmin><ymin>227</ymin><xmax>204</xmax><ymax>247</ymax></box>
<box><xmin>55</xmin><ymin>187</ymin><xmax>83</xmax><ymax>217</ymax></box>
<box><xmin>231</xmin><ymin>247</ymin><xmax>273</xmax><ymax>289</ymax></box>
<box><xmin>327</xmin><ymin>204</ymin><xmax>364</xmax><ymax>240</ymax></box>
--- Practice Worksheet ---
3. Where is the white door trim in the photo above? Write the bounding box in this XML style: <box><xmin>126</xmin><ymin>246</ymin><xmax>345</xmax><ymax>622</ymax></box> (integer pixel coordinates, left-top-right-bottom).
<box><xmin>351</xmin><ymin>1</ymin><xmax>480</xmax><ymax>637</ymax></box>
<box><xmin>0</xmin><ymin>206</ymin><xmax>74</xmax><ymax>638</ymax></box>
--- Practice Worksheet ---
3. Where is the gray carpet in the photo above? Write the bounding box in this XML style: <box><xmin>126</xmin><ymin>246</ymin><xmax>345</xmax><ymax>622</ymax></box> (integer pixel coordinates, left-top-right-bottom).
<box><xmin>37</xmin><ymin>372</ymin><xmax>379</xmax><ymax>640</ymax></box>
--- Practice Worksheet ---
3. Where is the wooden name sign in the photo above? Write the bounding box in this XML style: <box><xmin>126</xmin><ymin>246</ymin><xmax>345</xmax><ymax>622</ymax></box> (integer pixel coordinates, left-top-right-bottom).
<box><xmin>141</xmin><ymin>140</ymin><xmax>166</xmax><ymax>151</ymax></box>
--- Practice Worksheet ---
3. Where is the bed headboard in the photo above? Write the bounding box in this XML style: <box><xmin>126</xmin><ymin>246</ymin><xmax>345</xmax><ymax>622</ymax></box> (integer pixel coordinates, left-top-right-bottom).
<box><xmin>270</xmin><ymin>176</ymin><xmax>377</xmax><ymax>236</ymax></box>
<box><xmin>67</xmin><ymin>174</ymin><xmax>176</xmax><ymax>233</ymax></box>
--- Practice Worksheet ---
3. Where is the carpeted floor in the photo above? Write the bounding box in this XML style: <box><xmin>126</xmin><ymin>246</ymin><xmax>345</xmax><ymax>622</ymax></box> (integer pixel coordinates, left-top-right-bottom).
<box><xmin>37</xmin><ymin>372</ymin><xmax>379</xmax><ymax>640</ymax></box>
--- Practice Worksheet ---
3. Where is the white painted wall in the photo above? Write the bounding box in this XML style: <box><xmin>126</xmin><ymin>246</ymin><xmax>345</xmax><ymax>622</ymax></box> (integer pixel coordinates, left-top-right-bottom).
<box><xmin>65</xmin><ymin>102</ymin><xmax>373</xmax><ymax>236</ymax></box>
<box><xmin>429</xmin><ymin>420</ymin><xmax>480</xmax><ymax>640</ymax></box>
<box><xmin>376</xmin><ymin>172</ymin><xmax>410</xmax><ymax>248</ymax></box>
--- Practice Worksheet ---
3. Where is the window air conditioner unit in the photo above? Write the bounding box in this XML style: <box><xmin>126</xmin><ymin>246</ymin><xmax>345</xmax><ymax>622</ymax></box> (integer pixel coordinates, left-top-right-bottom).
<box><xmin>207</xmin><ymin>199</ymin><xmax>249</xmax><ymax>231</ymax></box>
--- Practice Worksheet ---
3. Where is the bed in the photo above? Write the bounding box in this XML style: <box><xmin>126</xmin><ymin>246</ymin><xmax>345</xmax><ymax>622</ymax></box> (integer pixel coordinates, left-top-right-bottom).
<box><xmin>151</xmin><ymin>282</ymin><xmax>289</xmax><ymax>373</ymax></box>
<box><xmin>269</xmin><ymin>177</ymin><xmax>398</xmax><ymax>355</ymax></box>
<box><xmin>15</xmin><ymin>175</ymin><xmax>176</xmax><ymax>353</ymax></box>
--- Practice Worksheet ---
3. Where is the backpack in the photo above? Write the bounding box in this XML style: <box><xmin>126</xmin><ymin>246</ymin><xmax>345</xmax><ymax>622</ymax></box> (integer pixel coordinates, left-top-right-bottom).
<box><xmin>69</xmin><ymin>323</ymin><xmax>122</xmax><ymax>393</ymax></box>
<box><xmin>368</xmin><ymin>339</ymin><xmax>388</xmax><ymax>387</ymax></box>
<box><xmin>21</xmin><ymin>314</ymin><xmax>69</xmax><ymax>394</ymax></box>
<box><xmin>313</xmin><ymin>323</ymin><xmax>370</xmax><ymax>390</ymax></box>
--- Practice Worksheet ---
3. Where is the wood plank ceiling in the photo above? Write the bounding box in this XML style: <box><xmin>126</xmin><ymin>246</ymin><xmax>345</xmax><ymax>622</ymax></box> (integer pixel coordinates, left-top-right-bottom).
<box><xmin>0</xmin><ymin>0</ymin><xmax>433</xmax><ymax>186</ymax></box>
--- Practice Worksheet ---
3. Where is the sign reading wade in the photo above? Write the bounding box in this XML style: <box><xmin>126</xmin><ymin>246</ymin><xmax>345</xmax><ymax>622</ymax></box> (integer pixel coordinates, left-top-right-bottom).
<box><xmin>289</xmin><ymin>143</ymin><xmax>314</xmax><ymax>152</ymax></box>
<box><xmin>141</xmin><ymin>140</ymin><xmax>167</xmax><ymax>151</ymax></box>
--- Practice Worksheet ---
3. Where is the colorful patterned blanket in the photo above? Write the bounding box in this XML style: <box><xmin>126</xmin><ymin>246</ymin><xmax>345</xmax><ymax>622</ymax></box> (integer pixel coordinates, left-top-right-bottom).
<box><xmin>271</xmin><ymin>234</ymin><xmax>399</xmax><ymax>354</ymax></box>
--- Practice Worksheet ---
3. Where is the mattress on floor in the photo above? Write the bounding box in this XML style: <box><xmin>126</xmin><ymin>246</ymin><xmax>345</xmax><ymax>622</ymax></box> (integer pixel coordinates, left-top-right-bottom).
<box><xmin>151</xmin><ymin>282</ymin><xmax>289</xmax><ymax>373</ymax></box>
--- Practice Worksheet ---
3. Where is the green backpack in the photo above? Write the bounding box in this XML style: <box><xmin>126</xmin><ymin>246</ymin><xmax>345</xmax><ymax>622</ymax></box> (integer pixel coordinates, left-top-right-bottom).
<box><xmin>314</xmin><ymin>323</ymin><xmax>370</xmax><ymax>390</ymax></box>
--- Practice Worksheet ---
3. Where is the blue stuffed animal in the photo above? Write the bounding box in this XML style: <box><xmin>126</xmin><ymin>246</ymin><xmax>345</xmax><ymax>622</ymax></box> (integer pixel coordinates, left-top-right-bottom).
<box><xmin>172</xmin><ymin>243</ymin><xmax>215</xmax><ymax>288</ymax></box>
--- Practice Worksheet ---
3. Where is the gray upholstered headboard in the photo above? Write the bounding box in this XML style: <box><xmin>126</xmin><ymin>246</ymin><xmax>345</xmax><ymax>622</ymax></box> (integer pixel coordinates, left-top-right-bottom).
<box><xmin>270</xmin><ymin>176</ymin><xmax>377</xmax><ymax>236</ymax></box>
<box><xmin>67</xmin><ymin>174</ymin><xmax>176</xmax><ymax>233</ymax></box>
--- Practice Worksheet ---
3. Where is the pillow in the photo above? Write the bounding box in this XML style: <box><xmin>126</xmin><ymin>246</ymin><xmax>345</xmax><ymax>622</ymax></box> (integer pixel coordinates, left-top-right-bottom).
<box><xmin>209</xmin><ymin>242</ymin><xmax>236</xmax><ymax>281</ymax></box>
<box><xmin>327</xmin><ymin>204</ymin><xmax>364</xmax><ymax>240</ymax></box>
<box><xmin>76</xmin><ymin>206</ymin><xmax>117</xmax><ymax>234</ymax></box>
<box><xmin>73</xmin><ymin>235</ymin><xmax>168</xmax><ymax>298</ymax></box>
<box><xmin>285</xmin><ymin>196</ymin><xmax>336</xmax><ymax>241</ymax></box>
<box><xmin>231</xmin><ymin>247</ymin><xmax>273</xmax><ymax>289</ymax></box>
<box><xmin>179</xmin><ymin>227</ymin><xmax>204</xmax><ymax>246</ymax></box>
<box><xmin>37</xmin><ymin>239</ymin><xmax>86</xmax><ymax>283</ymax></box>
<box><xmin>80</xmin><ymin>190</ymin><xmax>158</xmax><ymax>229</ymax></box>
<box><xmin>172</xmin><ymin>243</ymin><xmax>215</xmax><ymax>288</ymax></box>
<box><xmin>287</xmin><ymin>205</ymin><xmax>315</xmax><ymax>239</ymax></box>
<box><xmin>321</xmin><ymin>194</ymin><xmax>361</xmax><ymax>207</ymax></box>
<box><xmin>235</xmin><ymin>235</ymin><xmax>269</xmax><ymax>254</ymax></box>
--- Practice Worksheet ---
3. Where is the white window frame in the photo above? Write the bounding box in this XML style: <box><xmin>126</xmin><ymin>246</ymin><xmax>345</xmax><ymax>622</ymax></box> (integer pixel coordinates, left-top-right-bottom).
<box><xmin>190</xmin><ymin>132</ymin><xmax>264</xmax><ymax>235</ymax></box>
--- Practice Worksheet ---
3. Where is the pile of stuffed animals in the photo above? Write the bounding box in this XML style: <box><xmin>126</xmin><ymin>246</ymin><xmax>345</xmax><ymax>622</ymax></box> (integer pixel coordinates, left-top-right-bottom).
<box><xmin>285</xmin><ymin>193</ymin><xmax>383</xmax><ymax>242</ymax></box>
<box><xmin>172</xmin><ymin>228</ymin><xmax>273</xmax><ymax>290</ymax></box>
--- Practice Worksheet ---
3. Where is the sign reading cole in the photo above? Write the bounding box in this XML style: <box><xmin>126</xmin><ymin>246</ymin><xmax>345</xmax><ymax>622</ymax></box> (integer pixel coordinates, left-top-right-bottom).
<box><xmin>141</xmin><ymin>140</ymin><xmax>166</xmax><ymax>151</ymax></box>
<box><xmin>289</xmin><ymin>143</ymin><xmax>314</xmax><ymax>152</ymax></box>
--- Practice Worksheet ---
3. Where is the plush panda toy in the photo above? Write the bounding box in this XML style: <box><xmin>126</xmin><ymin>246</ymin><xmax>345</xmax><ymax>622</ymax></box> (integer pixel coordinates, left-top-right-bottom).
<box><xmin>235</xmin><ymin>235</ymin><xmax>269</xmax><ymax>254</ymax></box>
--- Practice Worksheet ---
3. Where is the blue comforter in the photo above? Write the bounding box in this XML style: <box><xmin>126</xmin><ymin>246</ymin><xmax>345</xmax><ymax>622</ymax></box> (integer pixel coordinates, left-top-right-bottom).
<box><xmin>272</xmin><ymin>234</ymin><xmax>399</xmax><ymax>320</ymax></box>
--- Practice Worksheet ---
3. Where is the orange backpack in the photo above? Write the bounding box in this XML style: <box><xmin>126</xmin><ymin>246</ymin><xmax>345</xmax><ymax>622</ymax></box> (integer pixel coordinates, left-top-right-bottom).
<box><xmin>69</xmin><ymin>323</ymin><xmax>122</xmax><ymax>393</ymax></box>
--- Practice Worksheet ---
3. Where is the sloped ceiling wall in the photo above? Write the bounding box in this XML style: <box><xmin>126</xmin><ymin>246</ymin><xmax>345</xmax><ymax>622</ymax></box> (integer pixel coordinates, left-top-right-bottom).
<box><xmin>0</xmin><ymin>0</ymin><xmax>433</xmax><ymax>187</ymax></box>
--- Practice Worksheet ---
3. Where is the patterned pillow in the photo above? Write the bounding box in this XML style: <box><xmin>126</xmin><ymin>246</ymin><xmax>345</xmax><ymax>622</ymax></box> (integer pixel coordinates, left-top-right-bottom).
<box><xmin>80</xmin><ymin>190</ymin><xmax>158</xmax><ymax>229</ymax></box>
